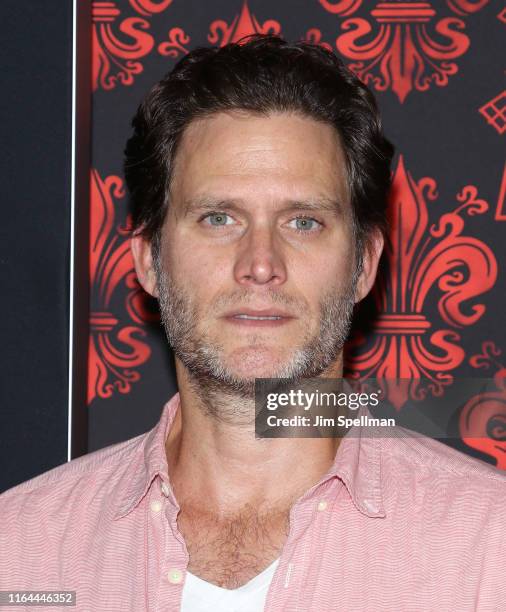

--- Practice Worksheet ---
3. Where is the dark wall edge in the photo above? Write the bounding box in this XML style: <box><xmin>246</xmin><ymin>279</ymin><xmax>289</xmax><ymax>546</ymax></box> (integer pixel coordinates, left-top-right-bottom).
<box><xmin>70</xmin><ymin>0</ymin><xmax>91</xmax><ymax>459</ymax></box>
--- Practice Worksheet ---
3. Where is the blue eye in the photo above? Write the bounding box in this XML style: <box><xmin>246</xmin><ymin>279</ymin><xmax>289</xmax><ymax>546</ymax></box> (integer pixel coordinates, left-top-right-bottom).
<box><xmin>289</xmin><ymin>216</ymin><xmax>322</xmax><ymax>232</ymax></box>
<box><xmin>203</xmin><ymin>212</ymin><xmax>233</xmax><ymax>226</ymax></box>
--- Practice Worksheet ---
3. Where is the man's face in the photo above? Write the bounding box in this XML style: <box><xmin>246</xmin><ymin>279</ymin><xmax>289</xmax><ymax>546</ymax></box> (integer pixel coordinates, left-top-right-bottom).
<box><xmin>136</xmin><ymin>111</ymin><xmax>380</xmax><ymax>396</ymax></box>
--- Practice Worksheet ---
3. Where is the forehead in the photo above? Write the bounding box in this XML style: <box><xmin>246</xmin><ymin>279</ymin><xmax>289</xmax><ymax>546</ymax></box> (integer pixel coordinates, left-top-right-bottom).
<box><xmin>170</xmin><ymin>111</ymin><xmax>349</xmax><ymax>206</ymax></box>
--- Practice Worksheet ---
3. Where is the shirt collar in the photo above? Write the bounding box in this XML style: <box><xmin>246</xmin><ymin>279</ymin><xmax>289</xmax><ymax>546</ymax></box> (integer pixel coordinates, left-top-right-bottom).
<box><xmin>112</xmin><ymin>391</ymin><xmax>386</xmax><ymax>521</ymax></box>
<box><xmin>112</xmin><ymin>392</ymin><xmax>181</xmax><ymax>521</ymax></box>
<box><xmin>322</xmin><ymin>403</ymin><xmax>386</xmax><ymax>518</ymax></box>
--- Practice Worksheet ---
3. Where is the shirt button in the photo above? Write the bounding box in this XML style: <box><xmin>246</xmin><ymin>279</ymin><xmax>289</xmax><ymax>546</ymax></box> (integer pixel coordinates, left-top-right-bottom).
<box><xmin>150</xmin><ymin>500</ymin><xmax>162</xmax><ymax>513</ymax></box>
<box><xmin>161</xmin><ymin>482</ymin><xmax>170</xmax><ymax>497</ymax></box>
<box><xmin>317</xmin><ymin>500</ymin><xmax>328</xmax><ymax>511</ymax></box>
<box><xmin>363</xmin><ymin>499</ymin><xmax>378</xmax><ymax>513</ymax></box>
<box><xmin>167</xmin><ymin>568</ymin><xmax>184</xmax><ymax>584</ymax></box>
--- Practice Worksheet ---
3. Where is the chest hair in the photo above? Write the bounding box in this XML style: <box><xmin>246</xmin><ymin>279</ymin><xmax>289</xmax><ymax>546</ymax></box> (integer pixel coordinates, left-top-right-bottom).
<box><xmin>177</xmin><ymin>502</ymin><xmax>290</xmax><ymax>589</ymax></box>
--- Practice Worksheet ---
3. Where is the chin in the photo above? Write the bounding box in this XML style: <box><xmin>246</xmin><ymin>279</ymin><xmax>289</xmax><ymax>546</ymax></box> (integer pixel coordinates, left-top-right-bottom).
<box><xmin>225</xmin><ymin>345</ymin><xmax>291</xmax><ymax>379</ymax></box>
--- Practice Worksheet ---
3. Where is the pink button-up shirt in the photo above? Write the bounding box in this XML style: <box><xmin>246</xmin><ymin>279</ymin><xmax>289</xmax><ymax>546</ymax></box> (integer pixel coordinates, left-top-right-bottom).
<box><xmin>1</xmin><ymin>391</ymin><xmax>505</xmax><ymax>611</ymax></box>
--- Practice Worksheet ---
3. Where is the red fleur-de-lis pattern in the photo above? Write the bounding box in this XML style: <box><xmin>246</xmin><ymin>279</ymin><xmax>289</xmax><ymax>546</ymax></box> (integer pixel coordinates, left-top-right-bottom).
<box><xmin>89</xmin><ymin>0</ymin><xmax>505</xmax><ymax>469</ymax></box>
<box><xmin>460</xmin><ymin>342</ymin><xmax>506</xmax><ymax>469</ymax></box>
<box><xmin>314</xmin><ymin>0</ymin><xmax>493</xmax><ymax>103</ymax></box>
<box><xmin>208</xmin><ymin>1</ymin><xmax>281</xmax><ymax>46</ymax></box>
<box><xmin>89</xmin><ymin>169</ymin><xmax>154</xmax><ymax>404</ymax></box>
<box><xmin>345</xmin><ymin>156</ymin><xmax>497</xmax><ymax>408</ymax></box>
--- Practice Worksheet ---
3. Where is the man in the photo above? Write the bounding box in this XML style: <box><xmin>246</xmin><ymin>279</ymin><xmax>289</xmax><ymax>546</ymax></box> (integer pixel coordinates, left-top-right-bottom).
<box><xmin>0</xmin><ymin>35</ymin><xmax>504</xmax><ymax>612</ymax></box>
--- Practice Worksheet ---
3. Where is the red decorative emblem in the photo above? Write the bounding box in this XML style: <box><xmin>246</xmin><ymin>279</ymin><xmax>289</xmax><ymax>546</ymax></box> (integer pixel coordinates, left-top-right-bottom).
<box><xmin>88</xmin><ymin>169</ymin><xmax>153</xmax><ymax>404</ymax></box>
<box><xmin>128</xmin><ymin>0</ymin><xmax>173</xmax><ymax>16</ymax></box>
<box><xmin>318</xmin><ymin>0</ymin><xmax>363</xmax><ymax>15</ymax></box>
<box><xmin>92</xmin><ymin>2</ymin><xmax>153</xmax><ymax>91</ymax></box>
<box><xmin>479</xmin><ymin>90</ymin><xmax>506</xmax><ymax>135</ymax></box>
<box><xmin>316</xmin><ymin>1</ymin><xmax>489</xmax><ymax>102</ymax></box>
<box><xmin>495</xmin><ymin>163</ymin><xmax>506</xmax><ymax>221</ymax></box>
<box><xmin>460</xmin><ymin>342</ymin><xmax>506</xmax><ymax>469</ymax></box>
<box><xmin>345</xmin><ymin>156</ymin><xmax>497</xmax><ymax>409</ymax></box>
<box><xmin>158</xmin><ymin>27</ymin><xmax>190</xmax><ymax>58</ymax></box>
<box><xmin>208</xmin><ymin>0</ymin><xmax>281</xmax><ymax>46</ymax></box>
<box><xmin>446</xmin><ymin>0</ymin><xmax>490</xmax><ymax>16</ymax></box>
<box><xmin>92</xmin><ymin>0</ymin><xmax>179</xmax><ymax>91</ymax></box>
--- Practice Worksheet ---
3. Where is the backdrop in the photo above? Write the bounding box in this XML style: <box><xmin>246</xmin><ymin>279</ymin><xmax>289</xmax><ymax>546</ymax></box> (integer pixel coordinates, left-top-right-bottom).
<box><xmin>88</xmin><ymin>0</ymin><xmax>506</xmax><ymax>468</ymax></box>
<box><xmin>0</xmin><ymin>0</ymin><xmax>75</xmax><ymax>494</ymax></box>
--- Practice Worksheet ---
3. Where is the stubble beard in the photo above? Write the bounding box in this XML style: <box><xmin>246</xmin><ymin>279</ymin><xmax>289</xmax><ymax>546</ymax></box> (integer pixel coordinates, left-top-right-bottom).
<box><xmin>154</xmin><ymin>255</ymin><xmax>359</xmax><ymax>419</ymax></box>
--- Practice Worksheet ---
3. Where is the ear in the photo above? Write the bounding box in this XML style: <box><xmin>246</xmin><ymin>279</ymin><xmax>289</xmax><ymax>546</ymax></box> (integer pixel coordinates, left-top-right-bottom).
<box><xmin>354</xmin><ymin>229</ymin><xmax>384</xmax><ymax>303</ymax></box>
<box><xmin>130</xmin><ymin>233</ymin><xmax>159</xmax><ymax>298</ymax></box>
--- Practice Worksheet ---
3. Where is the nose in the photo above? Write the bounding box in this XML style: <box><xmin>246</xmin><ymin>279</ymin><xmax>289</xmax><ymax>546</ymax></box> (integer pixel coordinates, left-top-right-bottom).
<box><xmin>233</xmin><ymin>223</ymin><xmax>287</xmax><ymax>287</ymax></box>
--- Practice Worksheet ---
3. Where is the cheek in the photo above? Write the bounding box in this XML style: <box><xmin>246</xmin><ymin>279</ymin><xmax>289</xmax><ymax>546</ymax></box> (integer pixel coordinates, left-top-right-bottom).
<box><xmin>165</xmin><ymin>231</ymin><xmax>230</xmax><ymax>286</ymax></box>
<box><xmin>292</xmin><ymin>241</ymin><xmax>353</xmax><ymax>289</ymax></box>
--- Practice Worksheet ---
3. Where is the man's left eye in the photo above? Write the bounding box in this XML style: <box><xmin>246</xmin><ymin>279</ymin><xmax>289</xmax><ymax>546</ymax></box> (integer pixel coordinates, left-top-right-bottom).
<box><xmin>288</xmin><ymin>217</ymin><xmax>322</xmax><ymax>232</ymax></box>
<box><xmin>202</xmin><ymin>212</ymin><xmax>234</xmax><ymax>226</ymax></box>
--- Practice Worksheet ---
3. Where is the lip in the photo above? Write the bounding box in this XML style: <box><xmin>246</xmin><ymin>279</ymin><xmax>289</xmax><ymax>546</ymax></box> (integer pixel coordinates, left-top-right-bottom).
<box><xmin>222</xmin><ymin>308</ymin><xmax>295</xmax><ymax>327</ymax></box>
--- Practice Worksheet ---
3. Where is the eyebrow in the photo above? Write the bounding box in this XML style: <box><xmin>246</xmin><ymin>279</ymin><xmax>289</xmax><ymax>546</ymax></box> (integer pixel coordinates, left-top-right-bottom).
<box><xmin>182</xmin><ymin>197</ymin><xmax>343</xmax><ymax>217</ymax></box>
<box><xmin>283</xmin><ymin>199</ymin><xmax>343</xmax><ymax>216</ymax></box>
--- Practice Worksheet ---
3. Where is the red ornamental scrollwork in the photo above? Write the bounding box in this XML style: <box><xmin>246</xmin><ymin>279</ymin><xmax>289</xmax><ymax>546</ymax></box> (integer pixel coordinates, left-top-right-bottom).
<box><xmin>304</xmin><ymin>28</ymin><xmax>333</xmax><ymax>51</ymax></box>
<box><xmin>318</xmin><ymin>1</ymin><xmax>490</xmax><ymax>102</ymax></box>
<box><xmin>89</xmin><ymin>169</ymin><xmax>152</xmax><ymax>405</ymax></box>
<box><xmin>331</xmin><ymin>2</ymin><xmax>480</xmax><ymax>103</ymax></box>
<box><xmin>318</xmin><ymin>0</ymin><xmax>362</xmax><ymax>15</ymax></box>
<box><xmin>92</xmin><ymin>1</ymin><xmax>154</xmax><ymax>92</ymax></box>
<box><xmin>446</xmin><ymin>0</ymin><xmax>490</xmax><ymax>16</ymax></box>
<box><xmin>345</xmin><ymin>156</ymin><xmax>498</xmax><ymax>409</ymax></box>
<box><xmin>208</xmin><ymin>0</ymin><xmax>281</xmax><ymax>46</ymax></box>
<box><xmin>158</xmin><ymin>27</ymin><xmax>191</xmax><ymax>58</ymax></box>
<box><xmin>479</xmin><ymin>90</ymin><xmax>506</xmax><ymax>135</ymax></box>
<box><xmin>460</xmin><ymin>342</ymin><xmax>506</xmax><ymax>469</ymax></box>
<box><xmin>128</xmin><ymin>0</ymin><xmax>173</xmax><ymax>17</ymax></box>
<box><xmin>495</xmin><ymin>162</ymin><xmax>506</xmax><ymax>221</ymax></box>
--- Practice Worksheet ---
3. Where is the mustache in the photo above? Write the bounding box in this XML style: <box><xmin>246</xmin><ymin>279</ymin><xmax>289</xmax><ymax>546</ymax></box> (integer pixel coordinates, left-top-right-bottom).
<box><xmin>209</xmin><ymin>288</ymin><xmax>308</xmax><ymax>312</ymax></box>
<box><xmin>155</xmin><ymin>263</ymin><xmax>357</xmax><ymax>321</ymax></box>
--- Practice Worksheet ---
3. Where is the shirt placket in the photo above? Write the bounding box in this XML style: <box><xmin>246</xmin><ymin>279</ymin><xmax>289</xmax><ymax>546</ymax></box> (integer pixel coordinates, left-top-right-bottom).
<box><xmin>146</xmin><ymin>476</ymin><xmax>189</xmax><ymax>612</ymax></box>
<box><xmin>264</xmin><ymin>478</ymin><xmax>339</xmax><ymax>612</ymax></box>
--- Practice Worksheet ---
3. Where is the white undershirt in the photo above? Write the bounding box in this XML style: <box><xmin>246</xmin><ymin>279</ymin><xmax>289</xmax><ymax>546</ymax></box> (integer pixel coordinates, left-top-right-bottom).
<box><xmin>180</xmin><ymin>558</ymin><xmax>280</xmax><ymax>612</ymax></box>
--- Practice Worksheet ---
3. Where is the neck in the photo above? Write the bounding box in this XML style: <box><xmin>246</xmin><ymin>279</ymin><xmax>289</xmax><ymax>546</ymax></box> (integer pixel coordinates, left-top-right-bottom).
<box><xmin>165</xmin><ymin>357</ymin><xmax>345</xmax><ymax>515</ymax></box>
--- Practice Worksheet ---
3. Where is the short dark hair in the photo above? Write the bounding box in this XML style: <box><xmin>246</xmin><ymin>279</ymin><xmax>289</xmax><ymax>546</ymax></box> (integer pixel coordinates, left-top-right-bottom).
<box><xmin>124</xmin><ymin>34</ymin><xmax>394</xmax><ymax>259</ymax></box>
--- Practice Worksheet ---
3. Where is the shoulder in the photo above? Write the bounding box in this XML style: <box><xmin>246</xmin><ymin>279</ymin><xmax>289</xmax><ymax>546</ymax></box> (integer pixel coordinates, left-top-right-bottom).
<box><xmin>382</xmin><ymin>424</ymin><xmax>506</xmax><ymax>484</ymax></box>
<box><xmin>0</xmin><ymin>430</ymin><xmax>153</xmax><ymax>589</ymax></box>
<box><xmin>0</xmin><ymin>431</ymin><xmax>147</xmax><ymax>518</ymax></box>
<box><xmin>378</xmin><ymin>426</ymin><xmax>506</xmax><ymax>563</ymax></box>
<box><xmin>380</xmin><ymin>425</ymin><xmax>506</xmax><ymax>507</ymax></box>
